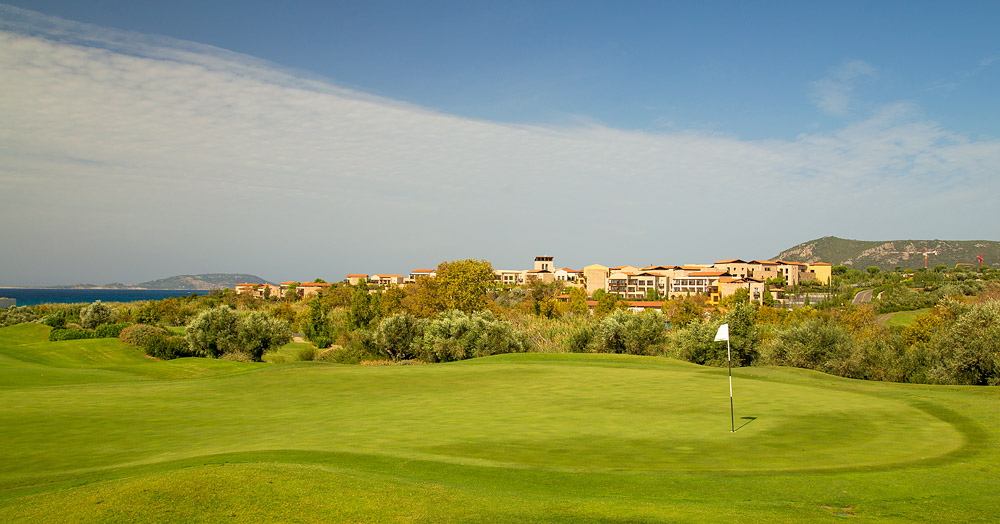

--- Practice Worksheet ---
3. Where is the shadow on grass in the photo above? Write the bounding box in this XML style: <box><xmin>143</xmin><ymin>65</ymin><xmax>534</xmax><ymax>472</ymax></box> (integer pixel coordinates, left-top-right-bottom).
<box><xmin>734</xmin><ymin>416</ymin><xmax>757</xmax><ymax>432</ymax></box>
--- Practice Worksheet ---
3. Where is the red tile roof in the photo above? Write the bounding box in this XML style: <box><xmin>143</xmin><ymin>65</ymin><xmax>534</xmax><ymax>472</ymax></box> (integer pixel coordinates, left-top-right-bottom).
<box><xmin>715</xmin><ymin>259</ymin><xmax>747</xmax><ymax>264</ymax></box>
<box><xmin>345</xmin><ymin>274</ymin><xmax>368</xmax><ymax>278</ymax></box>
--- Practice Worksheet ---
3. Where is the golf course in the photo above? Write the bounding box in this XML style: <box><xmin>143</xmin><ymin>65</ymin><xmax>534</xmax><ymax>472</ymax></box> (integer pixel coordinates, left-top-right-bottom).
<box><xmin>1</xmin><ymin>322</ymin><xmax>997</xmax><ymax>522</ymax></box>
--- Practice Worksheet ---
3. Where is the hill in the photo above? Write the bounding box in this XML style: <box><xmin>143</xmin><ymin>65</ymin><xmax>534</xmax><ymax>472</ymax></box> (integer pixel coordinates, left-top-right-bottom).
<box><xmin>134</xmin><ymin>273</ymin><xmax>272</xmax><ymax>290</ymax></box>
<box><xmin>774</xmin><ymin>236</ymin><xmax>1000</xmax><ymax>270</ymax></box>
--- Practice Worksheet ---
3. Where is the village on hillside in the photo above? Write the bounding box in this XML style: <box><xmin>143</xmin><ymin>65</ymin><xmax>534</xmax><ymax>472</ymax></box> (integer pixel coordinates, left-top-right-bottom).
<box><xmin>236</xmin><ymin>257</ymin><xmax>833</xmax><ymax>312</ymax></box>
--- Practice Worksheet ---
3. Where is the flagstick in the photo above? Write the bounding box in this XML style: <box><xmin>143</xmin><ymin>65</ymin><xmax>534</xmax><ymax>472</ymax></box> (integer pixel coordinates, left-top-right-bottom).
<box><xmin>728</xmin><ymin>338</ymin><xmax>734</xmax><ymax>433</ymax></box>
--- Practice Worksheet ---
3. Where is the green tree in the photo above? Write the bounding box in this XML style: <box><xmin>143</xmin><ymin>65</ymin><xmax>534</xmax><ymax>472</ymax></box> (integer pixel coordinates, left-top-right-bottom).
<box><xmin>185</xmin><ymin>306</ymin><xmax>241</xmax><ymax>358</ymax></box>
<box><xmin>236</xmin><ymin>312</ymin><xmax>292</xmax><ymax>361</ymax></box>
<box><xmin>435</xmin><ymin>259</ymin><xmax>496</xmax><ymax>313</ymax></box>
<box><xmin>567</xmin><ymin>286</ymin><xmax>590</xmax><ymax>316</ymax></box>
<box><xmin>80</xmin><ymin>300</ymin><xmax>116</xmax><ymax>329</ymax></box>
<box><xmin>186</xmin><ymin>306</ymin><xmax>290</xmax><ymax>361</ymax></box>
<box><xmin>832</xmin><ymin>265</ymin><xmax>848</xmax><ymax>276</ymax></box>
<box><xmin>373</xmin><ymin>312</ymin><xmax>426</xmax><ymax>361</ymax></box>
<box><xmin>724</xmin><ymin>302</ymin><xmax>759</xmax><ymax>366</ymax></box>
<box><xmin>762</xmin><ymin>286</ymin><xmax>776</xmax><ymax>307</ymax></box>
<box><xmin>593</xmin><ymin>292</ymin><xmax>619</xmax><ymax>317</ymax></box>
<box><xmin>348</xmin><ymin>280</ymin><xmax>379</xmax><ymax>329</ymax></box>
<box><xmin>867</xmin><ymin>266</ymin><xmax>881</xmax><ymax>276</ymax></box>
<box><xmin>303</xmin><ymin>297</ymin><xmax>335</xmax><ymax>348</ymax></box>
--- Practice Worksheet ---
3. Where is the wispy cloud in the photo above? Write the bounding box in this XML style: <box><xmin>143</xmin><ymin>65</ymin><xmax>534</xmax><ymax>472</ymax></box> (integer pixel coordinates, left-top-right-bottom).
<box><xmin>809</xmin><ymin>60</ymin><xmax>877</xmax><ymax>116</ymax></box>
<box><xmin>1</xmin><ymin>6</ymin><xmax>998</xmax><ymax>285</ymax></box>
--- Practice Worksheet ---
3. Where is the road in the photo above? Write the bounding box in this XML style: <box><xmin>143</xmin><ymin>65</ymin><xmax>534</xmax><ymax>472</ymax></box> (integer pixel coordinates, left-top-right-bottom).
<box><xmin>852</xmin><ymin>288</ymin><xmax>874</xmax><ymax>305</ymax></box>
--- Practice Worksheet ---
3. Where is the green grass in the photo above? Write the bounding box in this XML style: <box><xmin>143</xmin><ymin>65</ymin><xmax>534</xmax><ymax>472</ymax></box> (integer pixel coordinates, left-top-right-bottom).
<box><xmin>882</xmin><ymin>308</ymin><xmax>932</xmax><ymax>327</ymax></box>
<box><xmin>0</xmin><ymin>324</ymin><xmax>997</xmax><ymax>522</ymax></box>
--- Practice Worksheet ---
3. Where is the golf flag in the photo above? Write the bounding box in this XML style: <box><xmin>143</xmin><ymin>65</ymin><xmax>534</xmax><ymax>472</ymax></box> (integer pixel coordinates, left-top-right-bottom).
<box><xmin>715</xmin><ymin>323</ymin><xmax>735</xmax><ymax>432</ymax></box>
<box><xmin>714</xmin><ymin>323</ymin><xmax>729</xmax><ymax>342</ymax></box>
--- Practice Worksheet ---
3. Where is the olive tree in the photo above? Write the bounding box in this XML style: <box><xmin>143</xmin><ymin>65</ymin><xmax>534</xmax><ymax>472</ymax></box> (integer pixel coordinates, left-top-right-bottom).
<box><xmin>80</xmin><ymin>300</ymin><xmax>116</xmax><ymax>329</ymax></box>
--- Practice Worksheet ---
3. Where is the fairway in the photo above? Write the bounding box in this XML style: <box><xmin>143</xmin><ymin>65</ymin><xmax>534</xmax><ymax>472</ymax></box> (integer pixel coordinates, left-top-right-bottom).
<box><xmin>1</xmin><ymin>324</ymin><xmax>997</xmax><ymax>522</ymax></box>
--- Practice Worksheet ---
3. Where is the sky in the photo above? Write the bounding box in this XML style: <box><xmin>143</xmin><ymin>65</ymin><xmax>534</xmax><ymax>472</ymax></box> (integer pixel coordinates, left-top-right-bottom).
<box><xmin>1</xmin><ymin>1</ymin><xmax>999</xmax><ymax>286</ymax></box>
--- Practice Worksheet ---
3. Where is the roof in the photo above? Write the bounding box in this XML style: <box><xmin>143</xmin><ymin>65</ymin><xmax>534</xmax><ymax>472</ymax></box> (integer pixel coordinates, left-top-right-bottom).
<box><xmin>299</xmin><ymin>282</ymin><xmax>331</xmax><ymax>287</ymax></box>
<box><xmin>372</xmin><ymin>274</ymin><xmax>403</xmax><ymax>278</ymax></box>
<box><xmin>687</xmin><ymin>270</ymin><xmax>727</xmax><ymax>277</ymax></box>
<box><xmin>680</xmin><ymin>264</ymin><xmax>710</xmax><ymax>270</ymax></box>
<box><xmin>345</xmin><ymin>274</ymin><xmax>368</xmax><ymax>278</ymax></box>
<box><xmin>643</xmin><ymin>265</ymin><xmax>678</xmax><ymax>270</ymax></box>
<box><xmin>809</xmin><ymin>262</ymin><xmax>833</xmax><ymax>266</ymax></box>
<box><xmin>751</xmin><ymin>260</ymin><xmax>778</xmax><ymax>265</ymax></box>
<box><xmin>410</xmin><ymin>269</ymin><xmax>435</xmax><ymax>273</ymax></box>
<box><xmin>280</xmin><ymin>281</ymin><xmax>299</xmax><ymax>285</ymax></box>
<box><xmin>777</xmin><ymin>260</ymin><xmax>807</xmax><ymax>266</ymax></box>
<box><xmin>557</xmin><ymin>268</ymin><xmax>582</xmax><ymax>273</ymax></box>
<box><xmin>715</xmin><ymin>259</ymin><xmax>747</xmax><ymax>264</ymax></box>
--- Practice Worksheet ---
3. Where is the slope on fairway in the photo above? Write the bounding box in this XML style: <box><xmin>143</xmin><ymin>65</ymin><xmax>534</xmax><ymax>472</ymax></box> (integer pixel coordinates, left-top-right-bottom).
<box><xmin>0</xmin><ymin>324</ymin><xmax>262</xmax><ymax>387</ymax></box>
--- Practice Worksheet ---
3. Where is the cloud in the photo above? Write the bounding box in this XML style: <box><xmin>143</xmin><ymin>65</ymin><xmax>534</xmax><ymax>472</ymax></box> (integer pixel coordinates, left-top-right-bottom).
<box><xmin>809</xmin><ymin>60</ymin><xmax>877</xmax><ymax>116</ymax></box>
<box><xmin>1</xmin><ymin>6</ymin><xmax>998</xmax><ymax>285</ymax></box>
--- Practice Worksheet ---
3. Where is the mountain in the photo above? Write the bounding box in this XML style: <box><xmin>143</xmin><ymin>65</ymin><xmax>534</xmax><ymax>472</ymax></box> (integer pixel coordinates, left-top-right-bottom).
<box><xmin>134</xmin><ymin>273</ymin><xmax>273</xmax><ymax>290</ymax></box>
<box><xmin>774</xmin><ymin>236</ymin><xmax>999</xmax><ymax>270</ymax></box>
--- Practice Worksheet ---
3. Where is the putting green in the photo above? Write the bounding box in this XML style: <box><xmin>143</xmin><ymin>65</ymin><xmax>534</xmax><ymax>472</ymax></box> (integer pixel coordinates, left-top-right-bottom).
<box><xmin>1</xmin><ymin>324</ymin><xmax>995</xmax><ymax>523</ymax></box>
<box><xmin>0</xmin><ymin>352</ymin><xmax>962</xmax><ymax>486</ymax></box>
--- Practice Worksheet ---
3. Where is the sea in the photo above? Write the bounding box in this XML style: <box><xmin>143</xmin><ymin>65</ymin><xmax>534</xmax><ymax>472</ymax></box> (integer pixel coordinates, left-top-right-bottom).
<box><xmin>0</xmin><ymin>288</ymin><xmax>211</xmax><ymax>307</ymax></box>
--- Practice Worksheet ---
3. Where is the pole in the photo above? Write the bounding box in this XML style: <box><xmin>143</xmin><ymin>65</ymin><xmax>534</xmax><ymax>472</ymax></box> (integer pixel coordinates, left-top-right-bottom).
<box><xmin>728</xmin><ymin>338</ymin><xmax>734</xmax><ymax>433</ymax></box>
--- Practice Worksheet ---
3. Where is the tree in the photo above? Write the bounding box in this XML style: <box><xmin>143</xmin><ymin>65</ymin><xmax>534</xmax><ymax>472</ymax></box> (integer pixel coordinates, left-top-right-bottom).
<box><xmin>303</xmin><ymin>297</ymin><xmax>335</xmax><ymax>348</ymax></box>
<box><xmin>348</xmin><ymin>280</ymin><xmax>379</xmax><ymax>329</ymax></box>
<box><xmin>867</xmin><ymin>266</ymin><xmax>881</xmax><ymax>276</ymax></box>
<box><xmin>185</xmin><ymin>306</ymin><xmax>290</xmax><ymax>361</ymax></box>
<box><xmin>435</xmin><ymin>259</ymin><xmax>496</xmax><ymax>313</ymax></box>
<box><xmin>567</xmin><ymin>287</ymin><xmax>589</xmax><ymax>316</ymax></box>
<box><xmin>724</xmin><ymin>302</ymin><xmax>759</xmax><ymax>366</ymax></box>
<box><xmin>762</xmin><ymin>286</ymin><xmax>776</xmax><ymax>307</ymax></box>
<box><xmin>236</xmin><ymin>312</ymin><xmax>292</xmax><ymax>361</ymax></box>
<box><xmin>186</xmin><ymin>306</ymin><xmax>241</xmax><ymax>358</ymax></box>
<box><xmin>593</xmin><ymin>292</ymin><xmax>620</xmax><ymax>317</ymax></box>
<box><xmin>663</xmin><ymin>295</ymin><xmax>705</xmax><ymax>327</ymax></box>
<box><xmin>832</xmin><ymin>265</ymin><xmax>848</xmax><ymax>276</ymax></box>
<box><xmin>80</xmin><ymin>300</ymin><xmax>116</xmax><ymax>329</ymax></box>
<box><xmin>373</xmin><ymin>312</ymin><xmax>425</xmax><ymax>361</ymax></box>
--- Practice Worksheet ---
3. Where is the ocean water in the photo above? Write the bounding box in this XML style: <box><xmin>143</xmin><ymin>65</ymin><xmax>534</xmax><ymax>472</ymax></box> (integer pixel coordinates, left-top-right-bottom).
<box><xmin>0</xmin><ymin>288</ymin><xmax>210</xmax><ymax>306</ymax></box>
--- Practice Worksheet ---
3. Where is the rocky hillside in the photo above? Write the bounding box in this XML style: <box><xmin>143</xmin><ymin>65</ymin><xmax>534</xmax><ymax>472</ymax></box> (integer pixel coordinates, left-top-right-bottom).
<box><xmin>774</xmin><ymin>236</ymin><xmax>999</xmax><ymax>270</ymax></box>
<box><xmin>135</xmin><ymin>273</ymin><xmax>273</xmax><ymax>290</ymax></box>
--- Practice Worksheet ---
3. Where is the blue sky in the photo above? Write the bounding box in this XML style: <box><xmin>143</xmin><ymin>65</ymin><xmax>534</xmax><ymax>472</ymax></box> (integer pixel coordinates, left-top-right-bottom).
<box><xmin>1</xmin><ymin>1</ymin><xmax>998</xmax><ymax>285</ymax></box>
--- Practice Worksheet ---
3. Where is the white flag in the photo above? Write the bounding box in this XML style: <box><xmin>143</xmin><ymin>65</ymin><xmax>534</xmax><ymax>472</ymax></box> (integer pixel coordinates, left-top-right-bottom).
<box><xmin>714</xmin><ymin>323</ymin><xmax>729</xmax><ymax>342</ymax></box>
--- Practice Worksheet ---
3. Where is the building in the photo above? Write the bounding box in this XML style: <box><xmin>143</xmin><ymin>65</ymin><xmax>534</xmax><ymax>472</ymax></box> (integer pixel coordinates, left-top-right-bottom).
<box><xmin>370</xmin><ymin>274</ymin><xmax>405</xmax><ymax>286</ymax></box>
<box><xmin>408</xmin><ymin>269</ymin><xmax>436</xmax><ymax>281</ymax></box>
<box><xmin>345</xmin><ymin>274</ymin><xmax>368</xmax><ymax>286</ymax></box>
<box><xmin>534</xmin><ymin>256</ymin><xmax>554</xmax><ymax>272</ymax></box>
<box><xmin>298</xmin><ymin>282</ymin><xmax>332</xmax><ymax>297</ymax></box>
<box><xmin>807</xmin><ymin>262</ymin><xmax>832</xmax><ymax>285</ymax></box>
<box><xmin>554</xmin><ymin>268</ymin><xmax>583</xmax><ymax>282</ymax></box>
<box><xmin>583</xmin><ymin>264</ymin><xmax>610</xmax><ymax>296</ymax></box>
<box><xmin>494</xmin><ymin>269</ymin><xmax>526</xmax><ymax>285</ymax></box>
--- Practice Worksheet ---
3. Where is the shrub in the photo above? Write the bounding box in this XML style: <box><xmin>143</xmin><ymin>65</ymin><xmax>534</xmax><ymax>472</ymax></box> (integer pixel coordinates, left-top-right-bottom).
<box><xmin>186</xmin><ymin>306</ymin><xmax>292</xmax><ymax>361</ymax></box>
<box><xmin>41</xmin><ymin>311</ymin><xmax>67</xmax><ymax>328</ymax></box>
<box><xmin>419</xmin><ymin>310</ymin><xmax>529</xmax><ymax>362</ymax></box>
<box><xmin>373</xmin><ymin>312</ymin><xmax>426</xmax><ymax>361</ymax></box>
<box><xmin>759</xmin><ymin>318</ymin><xmax>856</xmax><ymax>375</ymax></box>
<box><xmin>928</xmin><ymin>300</ymin><xmax>1000</xmax><ymax>385</ymax></box>
<box><xmin>0</xmin><ymin>306</ymin><xmax>37</xmax><ymax>327</ymax></box>
<box><xmin>297</xmin><ymin>346</ymin><xmax>317</xmax><ymax>361</ymax></box>
<box><xmin>565</xmin><ymin>324</ymin><xmax>594</xmax><ymax>353</ymax></box>
<box><xmin>80</xmin><ymin>300</ymin><xmax>117</xmax><ymax>329</ymax></box>
<box><xmin>119</xmin><ymin>324</ymin><xmax>167</xmax><ymax>347</ymax></box>
<box><xmin>670</xmin><ymin>319</ymin><xmax>727</xmax><ymax>366</ymax></box>
<box><xmin>142</xmin><ymin>333</ymin><xmax>194</xmax><ymax>360</ymax></box>
<box><xmin>49</xmin><ymin>328</ymin><xmax>94</xmax><ymax>341</ymax></box>
<box><xmin>95</xmin><ymin>322</ymin><xmax>130</xmax><ymax>339</ymax></box>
